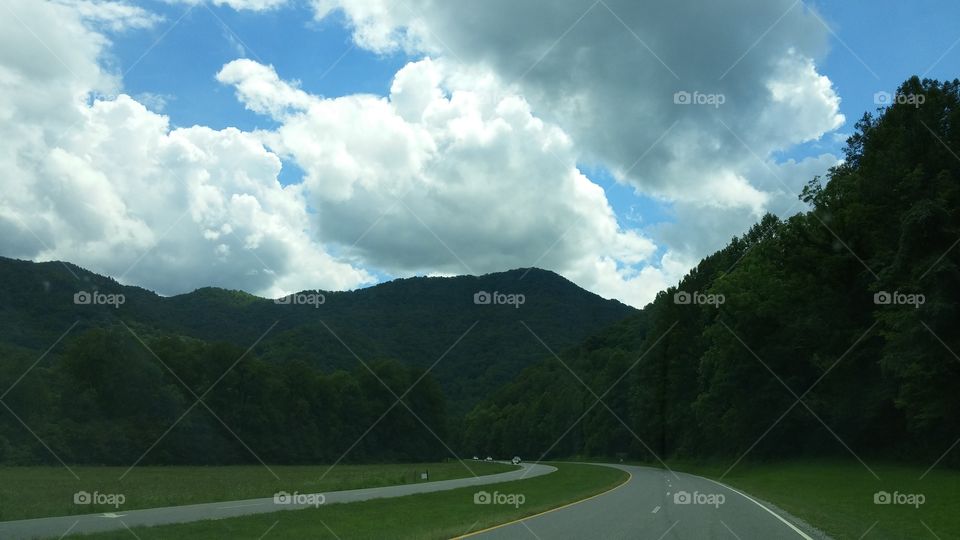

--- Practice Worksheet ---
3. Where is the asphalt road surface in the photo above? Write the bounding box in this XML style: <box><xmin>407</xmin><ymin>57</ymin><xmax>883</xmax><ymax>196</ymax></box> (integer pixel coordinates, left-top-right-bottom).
<box><xmin>464</xmin><ymin>464</ymin><xmax>818</xmax><ymax>540</ymax></box>
<box><xmin>0</xmin><ymin>462</ymin><xmax>555</xmax><ymax>539</ymax></box>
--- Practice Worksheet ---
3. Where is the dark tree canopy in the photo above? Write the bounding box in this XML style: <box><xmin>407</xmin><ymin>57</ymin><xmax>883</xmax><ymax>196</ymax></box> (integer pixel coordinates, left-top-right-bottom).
<box><xmin>463</xmin><ymin>77</ymin><xmax>960</xmax><ymax>466</ymax></box>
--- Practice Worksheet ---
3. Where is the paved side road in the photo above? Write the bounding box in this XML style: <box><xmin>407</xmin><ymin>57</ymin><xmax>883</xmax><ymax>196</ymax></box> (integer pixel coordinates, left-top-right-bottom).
<box><xmin>464</xmin><ymin>464</ymin><xmax>820</xmax><ymax>540</ymax></box>
<box><xmin>0</xmin><ymin>462</ymin><xmax>555</xmax><ymax>539</ymax></box>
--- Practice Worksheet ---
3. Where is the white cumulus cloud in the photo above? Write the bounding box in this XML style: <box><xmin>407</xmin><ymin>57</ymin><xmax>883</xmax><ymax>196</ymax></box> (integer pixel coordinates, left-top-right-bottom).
<box><xmin>218</xmin><ymin>57</ymin><xmax>664</xmax><ymax>303</ymax></box>
<box><xmin>0</xmin><ymin>0</ymin><xmax>372</xmax><ymax>297</ymax></box>
<box><xmin>310</xmin><ymin>0</ymin><xmax>846</xmax><ymax>271</ymax></box>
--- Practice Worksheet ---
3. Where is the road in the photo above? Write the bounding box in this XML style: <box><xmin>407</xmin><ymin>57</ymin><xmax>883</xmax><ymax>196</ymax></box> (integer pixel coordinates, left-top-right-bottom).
<box><xmin>463</xmin><ymin>464</ymin><xmax>819</xmax><ymax>540</ymax></box>
<box><xmin>0</xmin><ymin>462</ymin><xmax>555</xmax><ymax>539</ymax></box>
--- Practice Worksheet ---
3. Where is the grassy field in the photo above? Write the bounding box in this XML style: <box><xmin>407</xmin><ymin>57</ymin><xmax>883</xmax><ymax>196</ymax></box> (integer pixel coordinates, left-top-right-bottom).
<box><xmin>0</xmin><ymin>461</ymin><xmax>514</xmax><ymax>521</ymax></box>
<box><xmin>657</xmin><ymin>459</ymin><xmax>960</xmax><ymax>540</ymax></box>
<box><xmin>79</xmin><ymin>462</ymin><xmax>628</xmax><ymax>540</ymax></box>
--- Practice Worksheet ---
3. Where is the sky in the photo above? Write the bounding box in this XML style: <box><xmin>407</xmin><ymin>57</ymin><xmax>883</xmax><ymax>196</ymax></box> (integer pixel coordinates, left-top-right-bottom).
<box><xmin>1</xmin><ymin>0</ymin><xmax>958</xmax><ymax>308</ymax></box>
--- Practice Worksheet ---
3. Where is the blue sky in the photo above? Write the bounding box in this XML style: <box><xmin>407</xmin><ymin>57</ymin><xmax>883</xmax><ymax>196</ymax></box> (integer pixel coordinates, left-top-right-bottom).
<box><xmin>794</xmin><ymin>1</ymin><xmax>960</xmax><ymax>157</ymax></box>
<box><xmin>109</xmin><ymin>2</ymin><xmax>412</xmax><ymax>186</ymax></box>
<box><xmin>113</xmin><ymin>3</ymin><xmax>407</xmax><ymax>130</ymax></box>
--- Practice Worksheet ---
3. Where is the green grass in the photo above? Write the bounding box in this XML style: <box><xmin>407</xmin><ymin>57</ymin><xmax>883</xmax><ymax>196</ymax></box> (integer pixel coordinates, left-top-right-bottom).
<box><xmin>654</xmin><ymin>459</ymin><xmax>960</xmax><ymax>540</ymax></box>
<box><xmin>79</xmin><ymin>462</ymin><xmax>628</xmax><ymax>540</ymax></box>
<box><xmin>0</xmin><ymin>461</ymin><xmax>515</xmax><ymax>521</ymax></box>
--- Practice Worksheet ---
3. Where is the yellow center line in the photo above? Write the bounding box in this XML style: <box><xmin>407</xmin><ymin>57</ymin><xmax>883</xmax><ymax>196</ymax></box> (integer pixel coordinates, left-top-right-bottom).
<box><xmin>451</xmin><ymin>467</ymin><xmax>634</xmax><ymax>539</ymax></box>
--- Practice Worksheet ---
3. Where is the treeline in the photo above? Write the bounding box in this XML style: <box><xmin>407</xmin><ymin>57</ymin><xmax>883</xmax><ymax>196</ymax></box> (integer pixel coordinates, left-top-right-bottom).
<box><xmin>0</xmin><ymin>327</ymin><xmax>448</xmax><ymax>465</ymax></box>
<box><xmin>464</xmin><ymin>76</ymin><xmax>960</xmax><ymax>465</ymax></box>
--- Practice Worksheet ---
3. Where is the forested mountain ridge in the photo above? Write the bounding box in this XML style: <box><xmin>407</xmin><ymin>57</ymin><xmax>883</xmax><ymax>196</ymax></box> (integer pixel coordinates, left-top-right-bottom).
<box><xmin>0</xmin><ymin>257</ymin><xmax>635</xmax><ymax>411</ymax></box>
<box><xmin>464</xmin><ymin>76</ymin><xmax>960</xmax><ymax>466</ymax></box>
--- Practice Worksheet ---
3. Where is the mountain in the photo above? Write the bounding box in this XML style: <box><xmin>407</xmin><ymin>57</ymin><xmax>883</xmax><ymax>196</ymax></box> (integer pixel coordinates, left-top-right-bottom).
<box><xmin>0</xmin><ymin>257</ymin><xmax>636</xmax><ymax>413</ymax></box>
<box><xmin>463</xmin><ymin>76</ymin><xmax>960</xmax><ymax>466</ymax></box>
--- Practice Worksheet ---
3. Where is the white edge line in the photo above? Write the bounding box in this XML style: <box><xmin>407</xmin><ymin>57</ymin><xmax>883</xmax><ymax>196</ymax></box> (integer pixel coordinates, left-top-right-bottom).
<box><xmin>699</xmin><ymin>476</ymin><xmax>813</xmax><ymax>540</ymax></box>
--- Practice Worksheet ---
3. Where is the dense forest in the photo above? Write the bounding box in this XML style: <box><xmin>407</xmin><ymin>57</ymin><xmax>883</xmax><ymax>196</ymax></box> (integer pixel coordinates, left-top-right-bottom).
<box><xmin>0</xmin><ymin>329</ymin><xmax>447</xmax><ymax>464</ymax></box>
<box><xmin>0</xmin><ymin>261</ymin><xmax>632</xmax><ymax>464</ymax></box>
<box><xmin>463</xmin><ymin>76</ymin><xmax>960</xmax><ymax>466</ymax></box>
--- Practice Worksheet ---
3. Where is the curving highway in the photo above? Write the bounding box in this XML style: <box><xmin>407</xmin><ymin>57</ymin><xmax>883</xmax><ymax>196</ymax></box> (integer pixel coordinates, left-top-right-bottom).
<box><xmin>462</xmin><ymin>463</ymin><xmax>819</xmax><ymax>540</ymax></box>
<box><xmin>0</xmin><ymin>462</ymin><xmax>823</xmax><ymax>539</ymax></box>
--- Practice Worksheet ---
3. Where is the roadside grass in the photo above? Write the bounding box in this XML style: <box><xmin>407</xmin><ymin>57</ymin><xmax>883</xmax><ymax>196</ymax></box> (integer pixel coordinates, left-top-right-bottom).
<box><xmin>0</xmin><ymin>461</ymin><xmax>514</xmax><ymax>521</ymax></box>
<box><xmin>649</xmin><ymin>459</ymin><xmax>959</xmax><ymax>540</ymax></box>
<box><xmin>79</xmin><ymin>462</ymin><xmax>628</xmax><ymax>540</ymax></box>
